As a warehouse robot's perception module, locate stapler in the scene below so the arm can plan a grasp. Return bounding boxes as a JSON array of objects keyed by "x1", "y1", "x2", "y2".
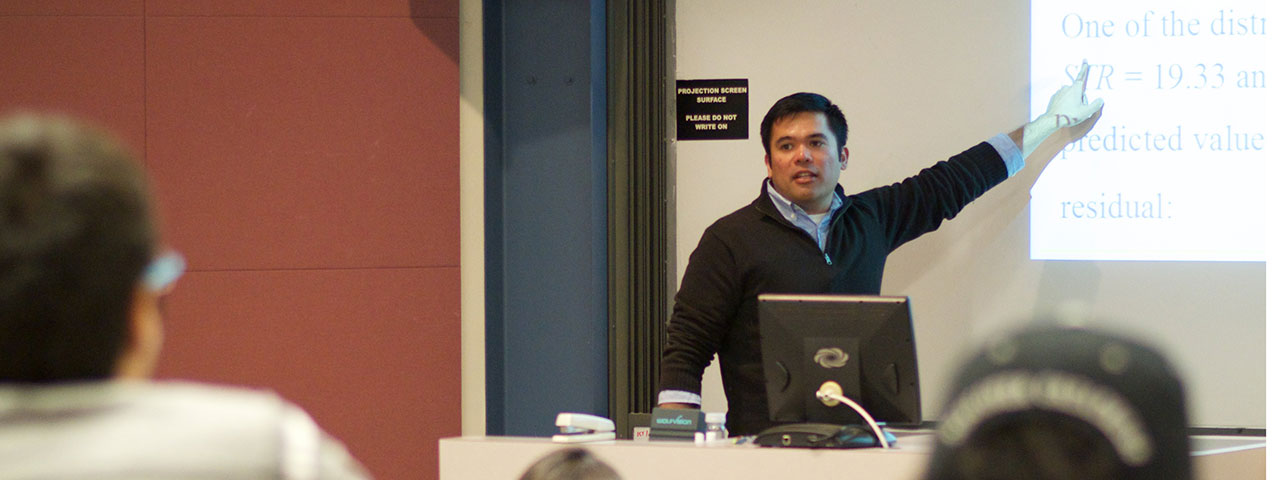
[{"x1": 551, "y1": 413, "x2": 617, "y2": 443}]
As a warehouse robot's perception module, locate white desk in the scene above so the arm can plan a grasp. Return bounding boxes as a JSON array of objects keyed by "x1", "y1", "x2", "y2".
[{"x1": 439, "y1": 433, "x2": 1264, "y2": 479}]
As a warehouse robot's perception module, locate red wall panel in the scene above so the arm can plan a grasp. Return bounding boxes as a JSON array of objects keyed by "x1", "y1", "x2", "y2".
[
  {"x1": 147, "y1": 0, "x2": 457, "y2": 18},
  {"x1": 157, "y1": 267, "x2": 460, "y2": 478},
  {"x1": 0, "y1": 15, "x2": 145, "y2": 153},
  {"x1": 0, "y1": 1, "x2": 141, "y2": 16},
  {"x1": 145, "y1": 16, "x2": 459, "y2": 271},
  {"x1": 0, "y1": 4, "x2": 460, "y2": 479}
]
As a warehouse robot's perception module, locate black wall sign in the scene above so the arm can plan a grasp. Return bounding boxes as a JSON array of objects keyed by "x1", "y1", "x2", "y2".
[{"x1": 676, "y1": 79, "x2": 748, "y2": 141}]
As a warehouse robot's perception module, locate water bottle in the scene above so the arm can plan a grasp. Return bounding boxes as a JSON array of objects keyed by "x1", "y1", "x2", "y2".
[{"x1": 704, "y1": 412, "x2": 728, "y2": 441}]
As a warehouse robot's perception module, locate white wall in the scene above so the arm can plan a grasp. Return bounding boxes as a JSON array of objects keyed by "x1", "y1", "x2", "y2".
[
  {"x1": 460, "y1": 0, "x2": 485, "y2": 436},
  {"x1": 674, "y1": 0, "x2": 1265, "y2": 427}
]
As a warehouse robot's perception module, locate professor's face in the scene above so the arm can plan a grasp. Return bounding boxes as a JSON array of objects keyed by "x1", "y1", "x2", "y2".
[{"x1": 765, "y1": 111, "x2": 848, "y2": 214}]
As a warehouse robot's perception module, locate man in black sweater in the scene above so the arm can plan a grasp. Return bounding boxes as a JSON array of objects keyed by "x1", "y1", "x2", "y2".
[{"x1": 656, "y1": 64, "x2": 1105, "y2": 436}]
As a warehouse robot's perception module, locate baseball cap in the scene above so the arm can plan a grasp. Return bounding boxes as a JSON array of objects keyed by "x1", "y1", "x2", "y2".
[{"x1": 924, "y1": 325, "x2": 1190, "y2": 480}]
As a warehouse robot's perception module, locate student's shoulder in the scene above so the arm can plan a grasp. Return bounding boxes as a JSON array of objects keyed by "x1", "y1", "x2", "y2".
[{"x1": 135, "y1": 381, "x2": 295, "y2": 421}]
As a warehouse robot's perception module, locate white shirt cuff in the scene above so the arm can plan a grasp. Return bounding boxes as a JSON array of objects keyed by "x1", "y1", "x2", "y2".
[
  {"x1": 657, "y1": 390, "x2": 702, "y2": 406},
  {"x1": 987, "y1": 133, "x2": 1024, "y2": 177}
]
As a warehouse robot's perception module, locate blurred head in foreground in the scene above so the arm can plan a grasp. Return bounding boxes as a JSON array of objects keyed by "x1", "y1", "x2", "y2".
[
  {"x1": 519, "y1": 448, "x2": 621, "y2": 480},
  {"x1": 924, "y1": 325, "x2": 1190, "y2": 480},
  {"x1": 0, "y1": 113, "x2": 371, "y2": 478},
  {"x1": 0, "y1": 113, "x2": 169, "y2": 383}
]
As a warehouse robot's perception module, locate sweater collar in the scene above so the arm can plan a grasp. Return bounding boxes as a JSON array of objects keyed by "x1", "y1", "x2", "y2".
[{"x1": 754, "y1": 178, "x2": 849, "y2": 223}]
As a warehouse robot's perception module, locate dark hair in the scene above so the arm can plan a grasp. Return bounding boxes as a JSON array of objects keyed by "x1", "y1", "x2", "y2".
[
  {"x1": 934, "y1": 411, "x2": 1125, "y2": 480},
  {"x1": 0, "y1": 114, "x2": 156, "y2": 382},
  {"x1": 518, "y1": 448, "x2": 621, "y2": 480},
  {"x1": 759, "y1": 92, "x2": 849, "y2": 155}
]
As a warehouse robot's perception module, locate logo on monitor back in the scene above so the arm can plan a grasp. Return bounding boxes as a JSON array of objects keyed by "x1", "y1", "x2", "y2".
[{"x1": 814, "y1": 347, "x2": 849, "y2": 368}]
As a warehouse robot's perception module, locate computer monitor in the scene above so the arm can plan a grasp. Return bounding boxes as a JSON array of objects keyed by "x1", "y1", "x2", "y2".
[{"x1": 758, "y1": 294, "x2": 922, "y2": 427}]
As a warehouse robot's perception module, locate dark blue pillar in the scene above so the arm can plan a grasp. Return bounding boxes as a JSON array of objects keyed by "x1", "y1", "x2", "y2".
[{"x1": 483, "y1": 0, "x2": 609, "y2": 436}]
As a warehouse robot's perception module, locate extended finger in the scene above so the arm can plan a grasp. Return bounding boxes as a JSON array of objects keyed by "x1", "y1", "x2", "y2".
[{"x1": 1078, "y1": 60, "x2": 1091, "y2": 93}]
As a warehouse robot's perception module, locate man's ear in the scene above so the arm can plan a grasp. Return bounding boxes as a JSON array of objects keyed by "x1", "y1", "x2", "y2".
[
  {"x1": 839, "y1": 147, "x2": 850, "y2": 170},
  {"x1": 116, "y1": 287, "x2": 163, "y2": 380},
  {"x1": 764, "y1": 154, "x2": 774, "y2": 175}
]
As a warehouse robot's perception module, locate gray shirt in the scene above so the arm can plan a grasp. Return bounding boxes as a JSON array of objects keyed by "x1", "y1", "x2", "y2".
[{"x1": 0, "y1": 381, "x2": 370, "y2": 479}]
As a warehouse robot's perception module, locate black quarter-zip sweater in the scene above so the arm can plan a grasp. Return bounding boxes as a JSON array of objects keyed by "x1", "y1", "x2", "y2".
[{"x1": 658, "y1": 141, "x2": 1009, "y2": 436}]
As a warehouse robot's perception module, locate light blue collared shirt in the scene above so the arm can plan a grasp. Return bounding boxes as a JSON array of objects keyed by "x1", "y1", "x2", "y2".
[
  {"x1": 765, "y1": 180, "x2": 842, "y2": 252},
  {"x1": 987, "y1": 133, "x2": 1024, "y2": 177},
  {"x1": 657, "y1": 133, "x2": 1023, "y2": 407}
]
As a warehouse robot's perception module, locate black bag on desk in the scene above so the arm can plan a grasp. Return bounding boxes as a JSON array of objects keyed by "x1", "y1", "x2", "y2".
[{"x1": 754, "y1": 423, "x2": 887, "y2": 449}]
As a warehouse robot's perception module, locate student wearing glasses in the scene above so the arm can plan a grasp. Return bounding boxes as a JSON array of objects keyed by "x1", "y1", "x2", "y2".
[{"x1": 0, "y1": 114, "x2": 369, "y2": 479}]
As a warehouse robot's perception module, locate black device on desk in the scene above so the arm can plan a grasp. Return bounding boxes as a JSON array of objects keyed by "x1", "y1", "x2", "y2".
[
  {"x1": 755, "y1": 423, "x2": 891, "y2": 448},
  {"x1": 755, "y1": 294, "x2": 921, "y2": 448},
  {"x1": 649, "y1": 408, "x2": 706, "y2": 441}
]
